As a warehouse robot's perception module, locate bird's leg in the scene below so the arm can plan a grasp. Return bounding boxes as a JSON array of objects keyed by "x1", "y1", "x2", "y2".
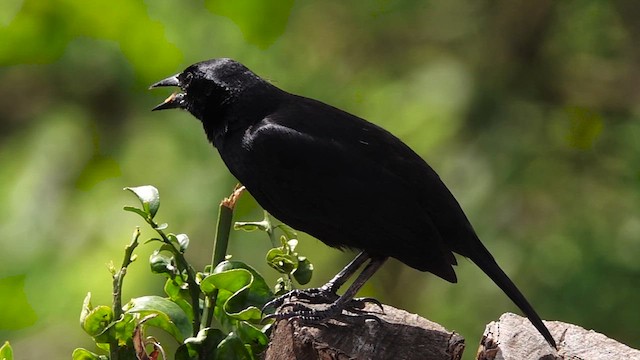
[
  {"x1": 320, "y1": 251, "x2": 371, "y2": 293},
  {"x1": 263, "y1": 252, "x2": 370, "y2": 313},
  {"x1": 264, "y1": 255, "x2": 387, "y2": 321}
]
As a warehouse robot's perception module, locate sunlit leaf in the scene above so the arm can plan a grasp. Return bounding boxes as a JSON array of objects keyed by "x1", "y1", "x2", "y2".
[
  {"x1": 164, "y1": 279, "x2": 194, "y2": 322},
  {"x1": 113, "y1": 313, "x2": 136, "y2": 347},
  {"x1": 155, "y1": 223, "x2": 169, "y2": 230},
  {"x1": 0, "y1": 341, "x2": 14, "y2": 360},
  {"x1": 71, "y1": 348, "x2": 105, "y2": 360},
  {"x1": 176, "y1": 233, "x2": 190, "y2": 252},
  {"x1": 164, "y1": 279, "x2": 181, "y2": 299},
  {"x1": 123, "y1": 206, "x2": 148, "y2": 219},
  {"x1": 202, "y1": 269, "x2": 263, "y2": 321},
  {"x1": 124, "y1": 186, "x2": 160, "y2": 219},
  {"x1": 80, "y1": 292, "x2": 93, "y2": 327},
  {"x1": 124, "y1": 296, "x2": 191, "y2": 342},
  {"x1": 81, "y1": 305, "x2": 113, "y2": 337},
  {"x1": 265, "y1": 248, "x2": 297, "y2": 274},
  {"x1": 201, "y1": 261, "x2": 273, "y2": 321}
]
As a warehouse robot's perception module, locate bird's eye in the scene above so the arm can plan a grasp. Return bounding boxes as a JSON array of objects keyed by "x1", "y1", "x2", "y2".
[{"x1": 182, "y1": 72, "x2": 194, "y2": 89}]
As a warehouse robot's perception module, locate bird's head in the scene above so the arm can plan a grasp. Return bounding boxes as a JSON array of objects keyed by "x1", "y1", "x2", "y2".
[{"x1": 150, "y1": 58, "x2": 263, "y2": 122}]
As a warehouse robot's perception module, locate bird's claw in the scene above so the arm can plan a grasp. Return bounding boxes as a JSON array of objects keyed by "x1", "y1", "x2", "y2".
[
  {"x1": 262, "y1": 289, "x2": 384, "y2": 323},
  {"x1": 263, "y1": 300, "x2": 383, "y2": 323},
  {"x1": 261, "y1": 287, "x2": 338, "y2": 314}
]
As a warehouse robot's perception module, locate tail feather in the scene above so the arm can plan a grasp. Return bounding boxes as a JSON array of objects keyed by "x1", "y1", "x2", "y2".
[{"x1": 470, "y1": 246, "x2": 557, "y2": 349}]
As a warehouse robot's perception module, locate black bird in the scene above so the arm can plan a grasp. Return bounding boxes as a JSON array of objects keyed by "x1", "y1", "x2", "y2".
[{"x1": 150, "y1": 58, "x2": 557, "y2": 349}]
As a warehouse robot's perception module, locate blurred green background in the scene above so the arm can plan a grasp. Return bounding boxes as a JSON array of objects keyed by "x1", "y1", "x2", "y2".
[{"x1": 1, "y1": 0, "x2": 639, "y2": 358}]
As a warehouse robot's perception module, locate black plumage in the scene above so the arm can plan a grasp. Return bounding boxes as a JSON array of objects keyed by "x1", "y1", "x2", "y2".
[{"x1": 151, "y1": 58, "x2": 556, "y2": 349}]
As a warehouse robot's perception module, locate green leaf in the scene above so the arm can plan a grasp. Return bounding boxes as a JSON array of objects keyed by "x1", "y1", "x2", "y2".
[
  {"x1": 167, "y1": 233, "x2": 181, "y2": 248},
  {"x1": 215, "y1": 332, "x2": 252, "y2": 360},
  {"x1": 159, "y1": 243, "x2": 177, "y2": 253},
  {"x1": 292, "y1": 257, "x2": 313, "y2": 285},
  {"x1": 235, "y1": 321, "x2": 269, "y2": 355},
  {"x1": 81, "y1": 305, "x2": 113, "y2": 337},
  {"x1": 0, "y1": 341, "x2": 14, "y2": 360},
  {"x1": 123, "y1": 206, "x2": 148, "y2": 220},
  {"x1": 155, "y1": 223, "x2": 169, "y2": 230},
  {"x1": 201, "y1": 261, "x2": 273, "y2": 321},
  {"x1": 71, "y1": 348, "x2": 105, "y2": 360},
  {"x1": 164, "y1": 279, "x2": 194, "y2": 321},
  {"x1": 178, "y1": 327, "x2": 226, "y2": 360},
  {"x1": 124, "y1": 185, "x2": 160, "y2": 219},
  {"x1": 265, "y1": 248, "x2": 297, "y2": 274},
  {"x1": 203, "y1": 269, "x2": 264, "y2": 321},
  {"x1": 124, "y1": 296, "x2": 191, "y2": 342},
  {"x1": 144, "y1": 237, "x2": 163, "y2": 244},
  {"x1": 112, "y1": 313, "x2": 137, "y2": 347},
  {"x1": 79, "y1": 292, "x2": 92, "y2": 327},
  {"x1": 164, "y1": 278, "x2": 181, "y2": 298},
  {"x1": 176, "y1": 233, "x2": 190, "y2": 252},
  {"x1": 149, "y1": 251, "x2": 176, "y2": 275}
]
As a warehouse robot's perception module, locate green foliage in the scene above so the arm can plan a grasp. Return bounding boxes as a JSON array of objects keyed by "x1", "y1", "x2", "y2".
[
  {"x1": 0, "y1": 341, "x2": 13, "y2": 360},
  {"x1": 564, "y1": 107, "x2": 603, "y2": 150},
  {"x1": 204, "y1": 0, "x2": 294, "y2": 49},
  {"x1": 74, "y1": 185, "x2": 312, "y2": 359},
  {"x1": 79, "y1": 294, "x2": 113, "y2": 337},
  {"x1": 72, "y1": 347, "x2": 107, "y2": 360},
  {"x1": 124, "y1": 296, "x2": 192, "y2": 342},
  {"x1": 236, "y1": 214, "x2": 314, "y2": 295},
  {"x1": 124, "y1": 186, "x2": 161, "y2": 220},
  {"x1": 0, "y1": 276, "x2": 37, "y2": 330}
]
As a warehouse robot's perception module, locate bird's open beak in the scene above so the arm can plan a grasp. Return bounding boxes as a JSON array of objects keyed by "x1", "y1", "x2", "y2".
[
  {"x1": 150, "y1": 74, "x2": 180, "y2": 89},
  {"x1": 149, "y1": 74, "x2": 185, "y2": 111}
]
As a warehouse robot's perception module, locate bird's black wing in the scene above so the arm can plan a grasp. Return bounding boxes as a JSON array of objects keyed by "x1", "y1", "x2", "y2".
[{"x1": 222, "y1": 95, "x2": 465, "y2": 281}]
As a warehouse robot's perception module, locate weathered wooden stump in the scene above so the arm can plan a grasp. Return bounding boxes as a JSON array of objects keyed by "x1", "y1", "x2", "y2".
[
  {"x1": 264, "y1": 303, "x2": 465, "y2": 360},
  {"x1": 478, "y1": 312, "x2": 640, "y2": 360},
  {"x1": 265, "y1": 306, "x2": 640, "y2": 360}
]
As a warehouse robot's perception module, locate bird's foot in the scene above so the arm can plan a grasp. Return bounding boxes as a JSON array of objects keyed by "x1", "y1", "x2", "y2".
[
  {"x1": 262, "y1": 287, "x2": 384, "y2": 322},
  {"x1": 263, "y1": 298, "x2": 383, "y2": 322},
  {"x1": 262, "y1": 287, "x2": 337, "y2": 313}
]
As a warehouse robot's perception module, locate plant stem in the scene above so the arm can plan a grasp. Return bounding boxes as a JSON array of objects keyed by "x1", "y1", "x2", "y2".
[
  {"x1": 202, "y1": 187, "x2": 242, "y2": 329},
  {"x1": 110, "y1": 228, "x2": 140, "y2": 360},
  {"x1": 263, "y1": 211, "x2": 279, "y2": 248},
  {"x1": 211, "y1": 203, "x2": 233, "y2": 268},
  {"x1": 150, "y1": 220, "x2": 202, "y2": 334}
]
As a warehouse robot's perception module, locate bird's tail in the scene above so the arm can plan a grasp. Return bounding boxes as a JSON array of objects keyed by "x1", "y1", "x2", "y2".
[{"x1": 470, "y1": 244, "x2": 557, "y2": 349}]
